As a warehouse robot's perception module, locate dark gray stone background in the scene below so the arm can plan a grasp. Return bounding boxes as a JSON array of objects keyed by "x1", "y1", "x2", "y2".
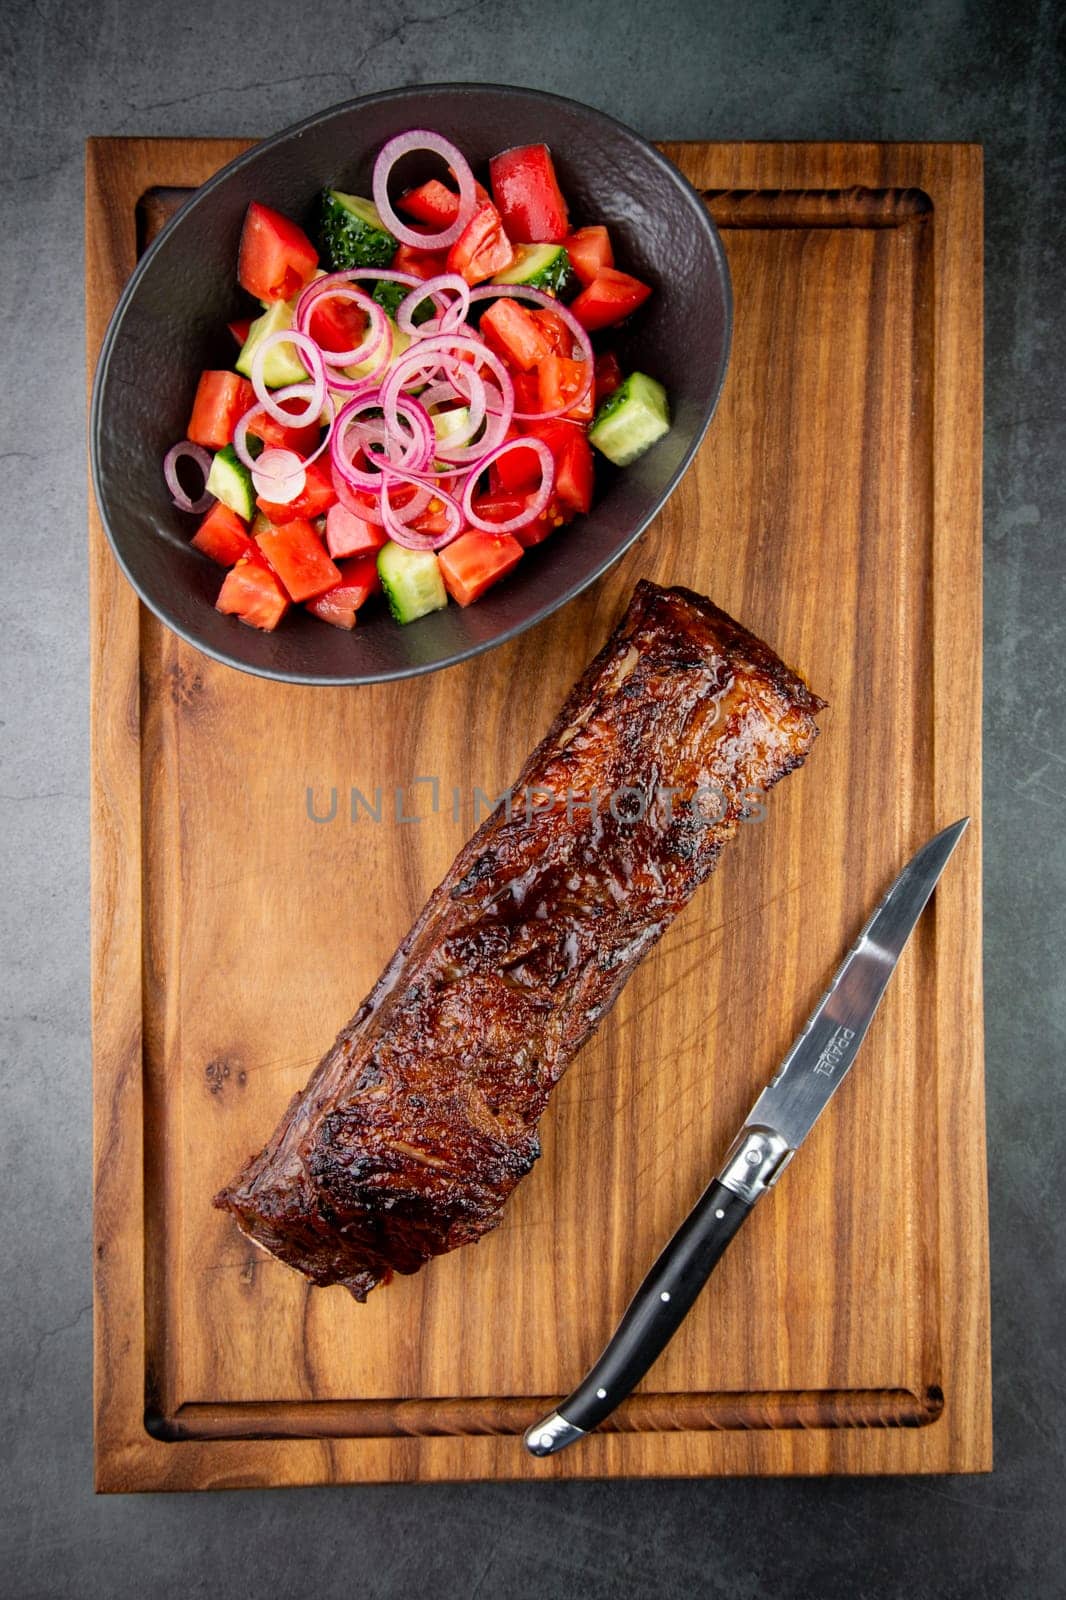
[{"x1": 2, "y1": 0, "x2": 1062, "y2": 1595}]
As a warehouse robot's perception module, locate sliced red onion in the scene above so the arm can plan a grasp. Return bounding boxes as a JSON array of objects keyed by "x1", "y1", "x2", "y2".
[
  {"x1": 163, "y1": 441, "x2": 214, "y2": 514},
  {"x1": 321, "y1": 319, "x2": 395, "y2": 393},
  {"x1": 293, "y1": 280, "x2": 388, "y2": 368},
  {"x1": 468, "y1": 284, "x2": 594, "y2": 419},
  {"x1": 249, "y1": 331, "x2": 326, "y2": 425},
  {"x1": 331, "y1": 392, "x2": 434, "y2": 492},
  {"x1": 396, "y1": 272, "x2": 470, "y2": 336},
  {"x1": 461, "y1": 436, "x2": 555, "y2": 534},
  {"x1": 381, "y1": 468, "x2": 465, "y2": 551},
  {"x1": 233, "y1": 389, "x2": 335, "y2": 475},
  {"x1": 251, "y1": 448, "x2": 306, "y2": 505},
  {"x1": 372, "y1": 129, "x2": 477, "y2": 252},
  {"x1": 331, "y1": 463, "x2": 386, "y2": 525}
]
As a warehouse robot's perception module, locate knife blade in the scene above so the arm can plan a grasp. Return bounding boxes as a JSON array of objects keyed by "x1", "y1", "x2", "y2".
[{"x1": 525, "y1": 818, "x2": 969, "y2": 1457}]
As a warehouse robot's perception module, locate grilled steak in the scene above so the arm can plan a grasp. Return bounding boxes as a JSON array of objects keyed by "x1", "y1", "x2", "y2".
[{"x1": 215, "y1": 581, "x2": 825, "y2": 1298}]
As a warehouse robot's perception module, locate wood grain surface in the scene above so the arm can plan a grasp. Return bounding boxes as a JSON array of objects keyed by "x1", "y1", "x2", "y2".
[{"x1": 87, "y1": 137, "x2": 988, "y2": 1489}]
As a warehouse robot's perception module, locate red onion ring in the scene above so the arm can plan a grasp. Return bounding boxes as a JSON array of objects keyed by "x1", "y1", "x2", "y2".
[
  {"x1": 163, "y1": 441, "x2": 214, "y2": 514},
  {"x1": 396, "y1": 272, "x2": 471, "y2": 336},
  {"x1": 372, "y1": 129, "x2": 477, "y2": 252},
  {"x1": 331, "y1": 463, "x2": 386, "y2": 525},
  {"x1": 233, "y1": 388, "x2": 335, "y2": 475},
  {"x1": 251, "y1": 448, "x2": 306, "y2": 505},
  {"x1": 380, "y1": 468, "x2": 465, "y2": 551},
  {"x1": 468, "y1": 284, "x2": 594, "y2": 420},
  {"x1": 249, "y1": 331, "x2": 326, "y2": 425},
  {"x1": 331, "y1": 392, "x2": 435, "y2": 492},
  {"x1": 293, "y1": 281, "x2": 388, "y2": 368},
  {"x1": 461, "y1": 436, "x2": 555, "y2": 534}
]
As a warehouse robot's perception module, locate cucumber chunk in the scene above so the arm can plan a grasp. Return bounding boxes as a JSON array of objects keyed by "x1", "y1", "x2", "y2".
[
  {"x1": 377, "y1": 542, "x2": 447, "y2": 625},
  {"x1": 236, "y1": 299, "x2": 307, "y2": 388},
  {"x1": 320, "y1": 191, "x2": 396, "y2": 270},
  {"x1": 372, "y1": 278, "x2": 435, "y2": 325},
  {"x1": 432, "y1": 406, "x2": 472, "y2": 448},
  {"x1": 345, "y1": 317, "x2": 411, "y2": 382},
  {"x1": 492, "y1": 243, "x2": 572, "y2": 295},
  {"x1": 206, "y1": 445, "x2": 255, "y2": 521},
  {"x1": 588, "y1": 372, "x2": 671, "y2": 466}
]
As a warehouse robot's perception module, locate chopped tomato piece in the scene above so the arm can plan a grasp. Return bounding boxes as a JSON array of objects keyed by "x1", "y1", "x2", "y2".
[
  {"x1": 513, "y1": 496, "x2": 571, "y2": 549},
  {"x1": 237, "y1": 202, "x2": 318, "y2": 304},
  {"x1": 470, "y1": 490, "x2": 569, "y2": 549},
  {"x1": 254, "y1": 517, "x2": 340, "y2": 602},
  {"x1": 594, "y1": 350, "x2": 624, "y2": 405},
  {"x1": 564, "y1": 225, "x2": 613, "y2": 287},
  {"x1": 227, "y1": 317, "x2": 253, "y2": 347},
  {"x1": 247, "y1": 396, "x2": 322, "y2": 457},
  {"x1": 392, "y1": 242, "x2": 450, "y2": 280},
  {"x1": 537, "y1": 354, "x2": 593, "y2": 420},
  {"x1": 407, "y1": 495, "x2": 456, "y2": 538},
  {"x1": 399, "y1": 178, "x2": 461, "y2": 227},
  {"x1": 308, "y1": 294, "x2": 368, "y2": 356},
  {"x1": 256, "y1": 455, "x2": 336, "y2": 522},
  {"x1": 216, "y1": 553, "x2": 290, "y2": 630},
  {"x1": 439, "y1": 531, "x2": 524, "y2": 606},
  {"x1": 325, "y1": 501, "x2": 387, "y2": 559},
  {"x1": 479, "y1": 298, "x2": 551, "y2": 371},
  {"x1": 446, "y1": 202, "x2": 514, "y2": 285},
  {"x1": 531, "y1": 306, "x2": 574, "y2": 355},
  {"x1": 306, "y1": 555, "x2": 381, "y2": 629},
  {"x1": 191, "y1": 503, "x2": 256, "y2": 567},
  {"x1": 523, "y1": 419, "x2": 594, "y2": 515},
  {"x1": 489, "y1": 144, "x2": 570, "y2": 244},
  {"x1": 510, "y1": 369, "x2": 543, "y2": 415},
  {"x1": 570, "y1": 267, "x2": 653, "y2": 332},
  {"x1": 490, "y1": 426, "x2": 542, "y2": 492},
  {"x1": 186, "y1": 371, "x2": 255, "y2": 450}
]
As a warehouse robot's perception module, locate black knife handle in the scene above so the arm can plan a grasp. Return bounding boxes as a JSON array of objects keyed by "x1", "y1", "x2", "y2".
[{"x1": 546, "y1": 1179, "x2": 752, "y2": 1437}]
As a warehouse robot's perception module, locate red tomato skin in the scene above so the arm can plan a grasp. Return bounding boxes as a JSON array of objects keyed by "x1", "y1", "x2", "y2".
[
  {"x1": 446, "y1": 202, "x2": 515, "y2": 285},
  {"x1": 191, "y1": 503, "x2": 255, "y2": 567},
  {"x1": 216, "y1": 554, "x2": 290, "y2": 630},
  {"x1": 510, "y1": 370, "x2": 542, "y2": 416},
  {"x1": 531, "y1": 306, "x2": 574, "y2": 355},
  {"x1": 325, "y1": 502, "x2": 388, "y2": 559},
  {"x1": 522, "y1": 419, "x2": 594, "y2": 515},
  {"x1": 308, "y1": 295, "x2": 368, "y2": 356},
  {"x1": 479, "y1": 298, "x2": 551, "y2": 371},
  {"x1": 228, "y1": 317, "x2": 253, "y2": 347},
  {"x1": 489, "y1": 145, "x2": 570, "y2": 244},
  {"x1": 391, "y1": 243, "x2": 450, "y2": 280},
  {"x1": 594, "y1": 350, "x2": 624, "y2": 405},
  {"x1": 564, "y1": 225, "x2": 614, "y2": 287},
  {"x1": 439, "y1": 531, "x2": 524, "y2": 606},
  {"x1": 513, "y1": 498, "x2": 571, "y2": 549},
  {"x1": 247, "y1": 399, "x2": 321, "y2": 457},
  {"x1": 469, "y1": 489, "x2": 570, "y2": 549},
  {"x1": 490, "y1": 427, "x2": 542, "y2": 492},
  {"x1": 254, "y1": 517, "x2": 340, "y2": 603},
  {"x1": 187, "y1": 372, "x2": 255, "y2": 450},
  {"x1": 306, "y1": 555, "x2": 381, "y2": 627},
  {"x1": 238, "y1": 203, "x2": 318, "y2": 303},
  {"x1": 537, "y1": 354, "x2": 592, "y2": 418},
  {"x1": 570, "y1": 268, "x2": 653, "y2": 332},
  {"x1": 399, "y1": 179, "x2": 461, "y2": 226}
]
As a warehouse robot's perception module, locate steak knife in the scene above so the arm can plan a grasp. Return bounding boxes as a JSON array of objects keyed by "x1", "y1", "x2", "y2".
[{"x1": 525, "y1": 818, "x2": 969, "y2": 1457}]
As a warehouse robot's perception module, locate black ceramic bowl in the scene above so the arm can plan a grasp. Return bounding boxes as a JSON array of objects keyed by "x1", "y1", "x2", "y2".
[{"x1": 91, "y1": 84, "x2": 731, "y2": 685}]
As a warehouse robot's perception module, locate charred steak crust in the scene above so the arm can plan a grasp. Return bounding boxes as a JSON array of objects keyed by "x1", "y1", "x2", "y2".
[{"x1": 215, "y1": 581, "x2": 826, "y2": 1298}]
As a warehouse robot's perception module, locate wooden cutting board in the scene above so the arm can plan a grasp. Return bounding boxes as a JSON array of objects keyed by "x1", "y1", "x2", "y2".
[{"x1": 87, "y1": 138, "x2": 989, "y2": 1490}]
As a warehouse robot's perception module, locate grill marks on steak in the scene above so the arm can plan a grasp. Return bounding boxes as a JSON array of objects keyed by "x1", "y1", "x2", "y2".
[{"x1": 215, "y1": 582, "x2": 825, "y2": 1298}]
